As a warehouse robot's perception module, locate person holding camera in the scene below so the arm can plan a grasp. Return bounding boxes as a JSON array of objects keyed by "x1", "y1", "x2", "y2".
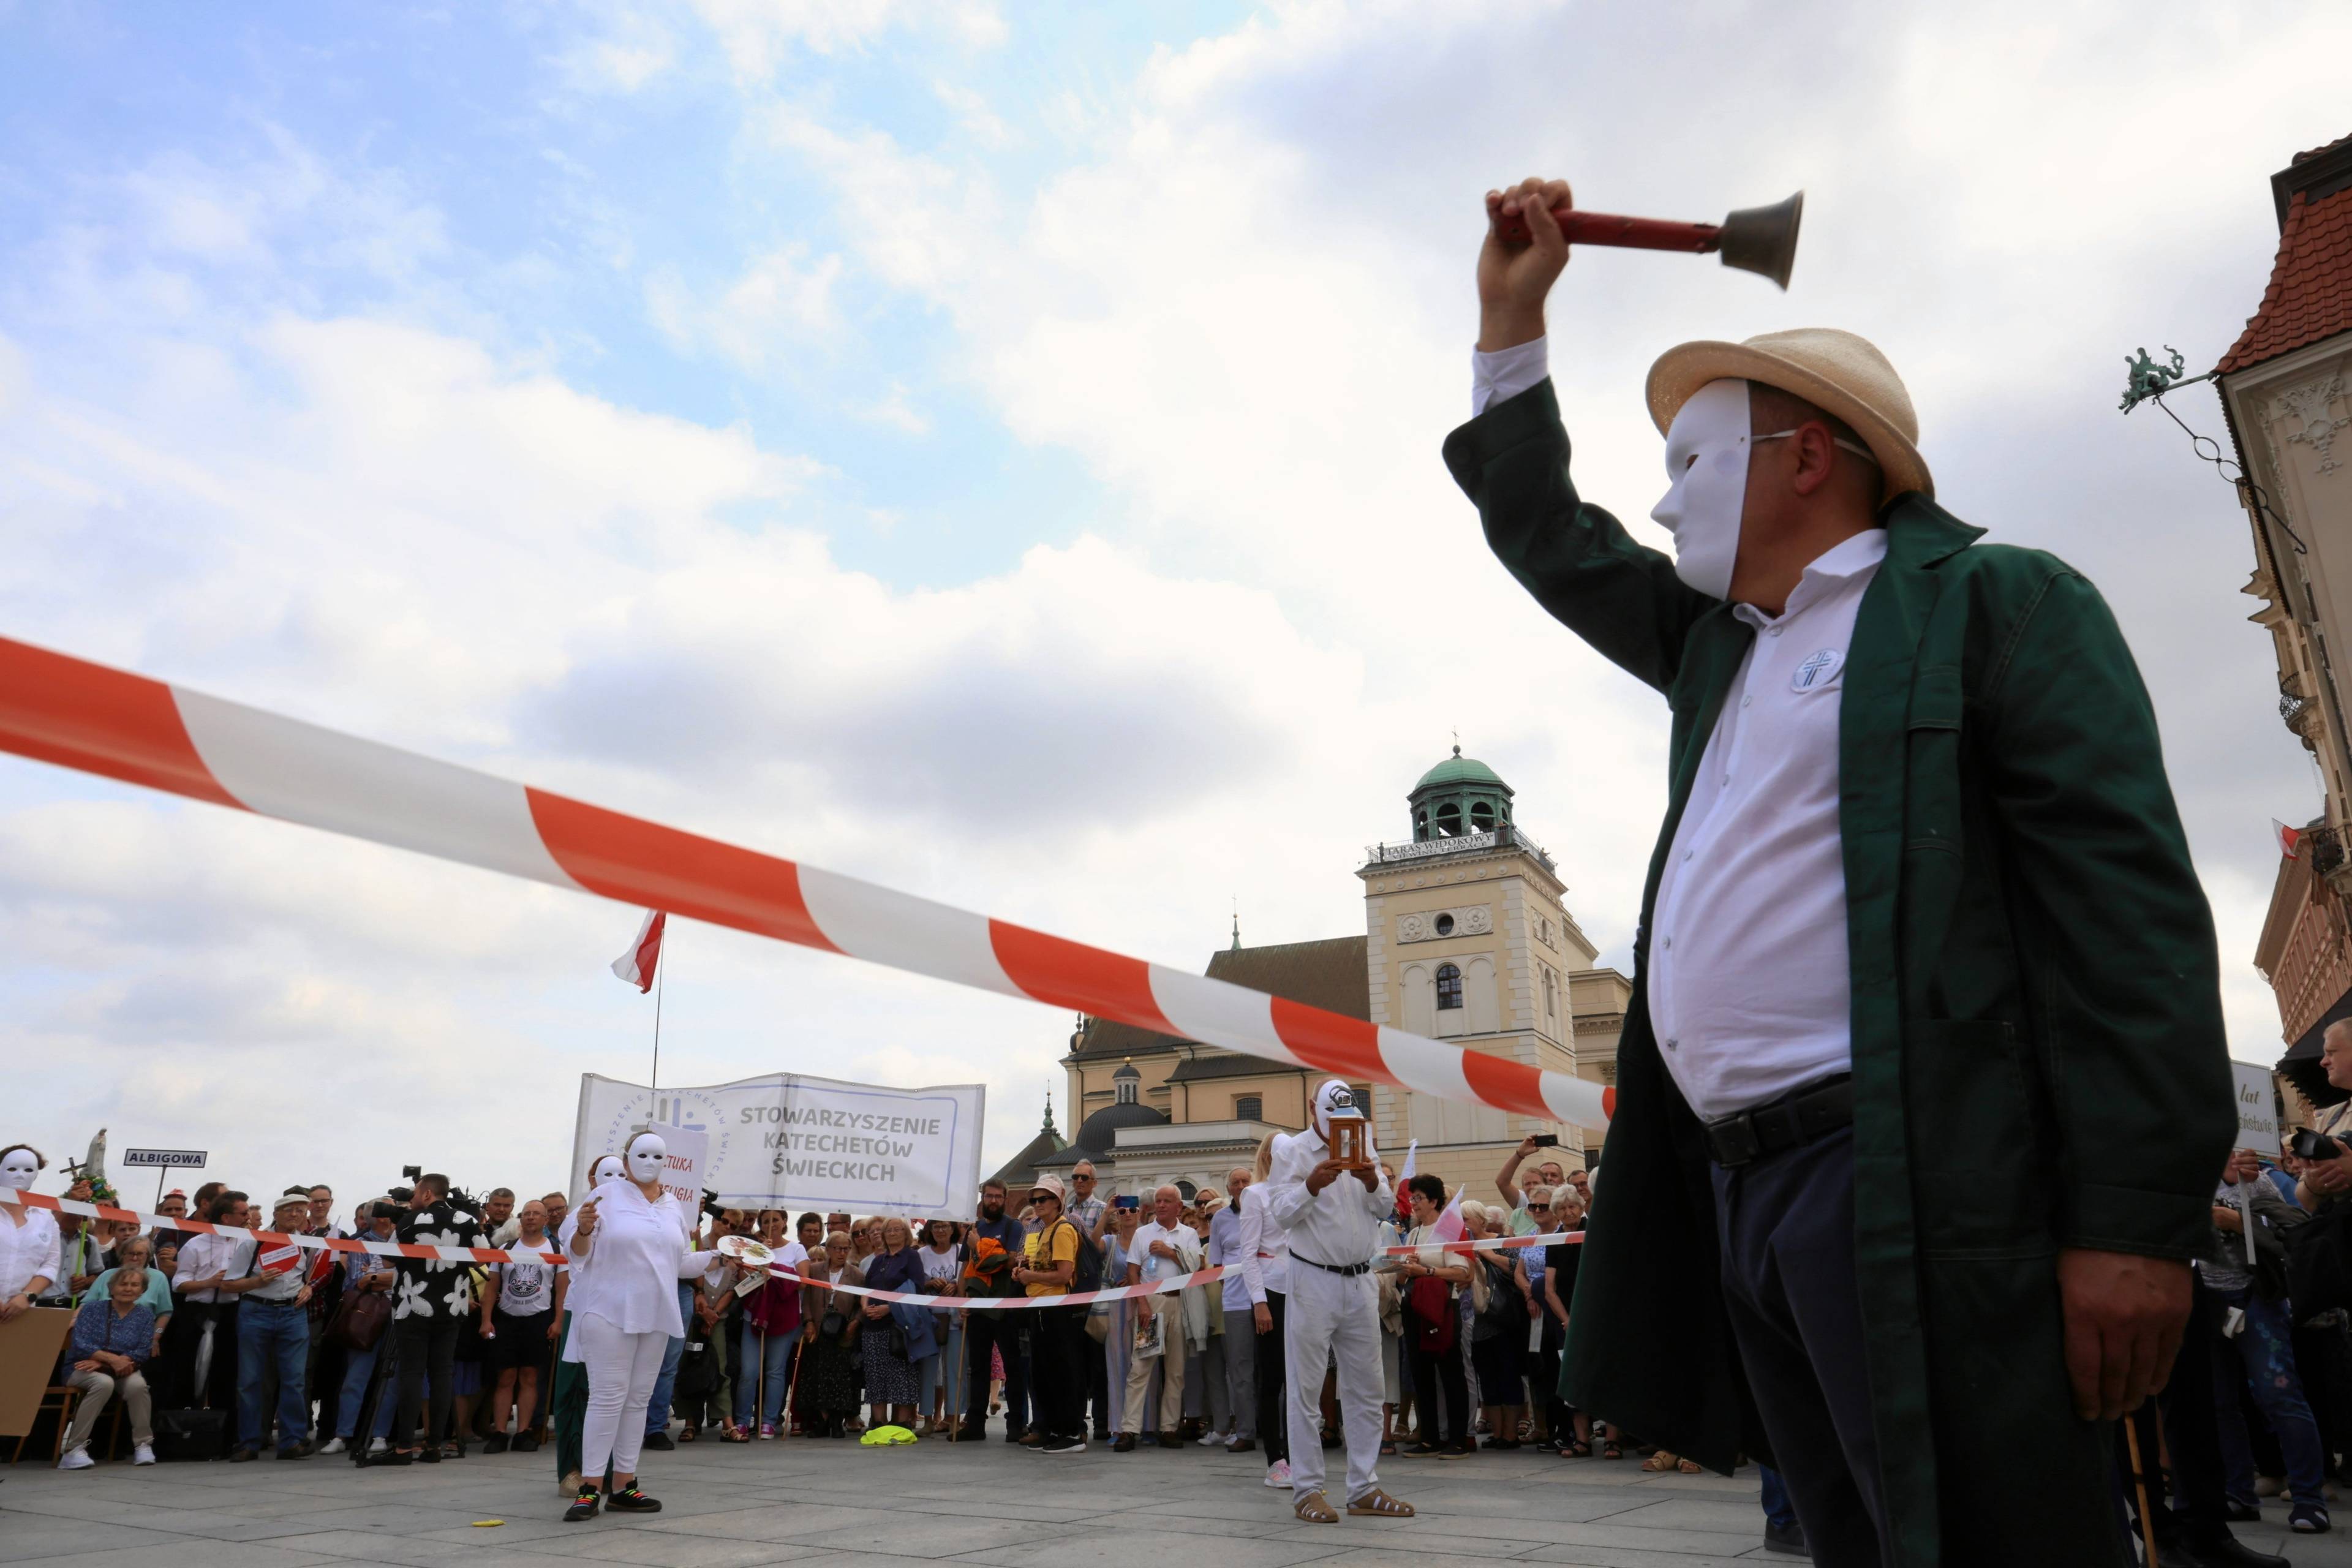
[
  {"x1": 387, "y1": 1174, "x2": 489, "y2": 1464},
  {"x1": 1450, "y1": 176, "x2": 2234, "y2": 1565},
  {"x1": 559, "y1": 1132, "x2": 715, "y2": 1522}
]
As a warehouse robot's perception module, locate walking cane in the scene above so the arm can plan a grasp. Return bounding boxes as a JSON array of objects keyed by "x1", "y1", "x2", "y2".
[{"x1": 2124, "y1": 1415, "x2": 2162, "y2": 1566}]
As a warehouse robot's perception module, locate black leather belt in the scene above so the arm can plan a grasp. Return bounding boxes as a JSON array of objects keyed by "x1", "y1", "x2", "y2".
[
  {"x1": 1291, "y1": 1251, "x2": 1371, "y2": 1277},
  {"x1": 1703, "y1": 1075, "x2": 1853, "y2": 1169}
]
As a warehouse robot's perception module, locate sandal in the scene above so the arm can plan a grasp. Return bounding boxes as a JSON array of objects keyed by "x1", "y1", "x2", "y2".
[
  {"x1": 1566, "y1": 1439, "x2": 1593, "y2": 1458},
  {"x1": 1640, "y1": 1450, "x2": 1683, "y2": 1472},
  {"x1": 720, "y1": 1427, "x2": 752, "y2": 1444},
  {"x1": 1601, "y1": 1441, "x2": 1624, "y2": 1460},
  {"x1": 1678, "y1": 1458, "x2": 1703, "y2": 1474},
  {"x1": 1294, "y1": 1491, "x2": 1340, "y2": 1525},
  {"x1": 1380, "y1": 1439, "x2": 1398, "y2": 1457},
  {"x1": 1348, "y1": 1488, "x2": 1416, "y2": 1518},
  {"x1": 679, "y1": 1424, "x2": 698, "y2": 1444}
]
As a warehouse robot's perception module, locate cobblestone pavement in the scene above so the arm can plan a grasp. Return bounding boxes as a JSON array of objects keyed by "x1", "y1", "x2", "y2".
[{"x1": 2, "y1": 1433, "x2": 2347, "y2": 1566}]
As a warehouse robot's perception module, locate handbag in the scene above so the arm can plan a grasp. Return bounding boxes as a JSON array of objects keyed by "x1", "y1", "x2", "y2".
[
  {"x1": 326, "y1": 1286, "x2": 391, "y2": 1352},
  {"x1": 2286, "y1": 1204, "x2": 2352, "y2": 1316},
  {"x1": 151, "y1": 1407, "x2": 231, "y2": 1462},
  {"x1": 1407, "y1": 1275, "x2": 1457, "y2": 1355}
]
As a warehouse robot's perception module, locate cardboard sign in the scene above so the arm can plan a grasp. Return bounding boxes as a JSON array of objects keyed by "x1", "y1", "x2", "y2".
[
  {"x1": 2233, "y1": 1061, "x2": 2282, "y2": 1153},
  {"x1": 0, "y1": 1308, "x2": 74, "y2": 1436}
]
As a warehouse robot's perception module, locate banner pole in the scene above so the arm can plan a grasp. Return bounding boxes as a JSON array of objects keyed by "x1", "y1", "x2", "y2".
[{"x1": 650, "y1": 948, "x2": 665, "y2": 1095}]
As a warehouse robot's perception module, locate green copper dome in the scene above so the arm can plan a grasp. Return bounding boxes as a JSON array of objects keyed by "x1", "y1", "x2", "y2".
[
  {"x1": 1412, "y1": 748, "x2": 1509, "y2": 794},
  {"x1": 1407, "y1": 745, "x2": 1514, "y2": 842}
]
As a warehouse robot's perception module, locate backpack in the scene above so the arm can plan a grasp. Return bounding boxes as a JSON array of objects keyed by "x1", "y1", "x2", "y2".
[{"x1": 1068, "y1": 1220, "x2": 1104, "y2": 1293}]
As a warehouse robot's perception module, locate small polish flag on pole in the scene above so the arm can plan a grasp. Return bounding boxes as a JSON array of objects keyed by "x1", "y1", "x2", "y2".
[
  {"x1": 611, "y1": 909, "x2": 667, "y2": 992},
  {"x1": 2277, "y1": 820, "x2": 2304, "y2": 861}
]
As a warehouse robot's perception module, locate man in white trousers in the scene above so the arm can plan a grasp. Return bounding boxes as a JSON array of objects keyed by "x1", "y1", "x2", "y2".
[{"x1": 1263, "y1": 1080, "x2": 1415, "y2": 1525}]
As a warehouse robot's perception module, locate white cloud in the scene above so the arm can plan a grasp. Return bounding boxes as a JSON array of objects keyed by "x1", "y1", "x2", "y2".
[{"x1": 646, "y1": 243, "x2": 846, "y2": 369}]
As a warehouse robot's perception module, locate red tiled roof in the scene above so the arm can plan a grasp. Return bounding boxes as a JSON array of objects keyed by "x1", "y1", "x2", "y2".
[{"x1": 2218, "y1": 134, "x2": 2352, "y2": 374}]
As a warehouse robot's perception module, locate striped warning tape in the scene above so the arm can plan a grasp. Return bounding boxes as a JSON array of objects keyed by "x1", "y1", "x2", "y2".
[
  {"x1": 2, "y1": 1186, "x2": 1578, "y2": 1308},
  {"x1": 0, "y1": 636, "x2": 1615, "y2": 1129},
  {"x1": 2, "y1": 1188, "x2": 558, "y2": 1264}
]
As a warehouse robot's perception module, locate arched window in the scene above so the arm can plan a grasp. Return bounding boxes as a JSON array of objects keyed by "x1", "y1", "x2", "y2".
[
  {"x1": 1115, "y1": 1076, "x2": 1137, "y2": 1106},
  {"x1": 1414, "y1": 807, "x2": 1429, "y2": 839},
  {"x1": 1436, "y1": 802, "x2": 1462, "y2": 837},
  {"x1": 1436, "y1": 963, "x2": 1463, "y2": 1011},
  {"x1": 1471, "y1": 800, "x2": 1495, "y2": 832},
  {"x1": 1544, "y1": 968, "x2": 1558, "y2": 1019}
]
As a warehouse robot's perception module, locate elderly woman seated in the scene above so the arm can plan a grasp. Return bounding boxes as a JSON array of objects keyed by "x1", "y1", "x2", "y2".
[{"x1": 59, "y1": 1267, "x2": 160, "y2": 1469}]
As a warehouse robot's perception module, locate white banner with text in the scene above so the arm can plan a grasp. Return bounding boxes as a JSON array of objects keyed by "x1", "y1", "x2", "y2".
[{"x1": 570, "y1": 1071, "x2": 986, "y2": 1217}]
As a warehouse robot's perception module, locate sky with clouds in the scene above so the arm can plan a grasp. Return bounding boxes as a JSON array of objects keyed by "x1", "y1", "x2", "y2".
[{"x1": 2, "y1": 1, "x2": 2346, "y2": 1208}]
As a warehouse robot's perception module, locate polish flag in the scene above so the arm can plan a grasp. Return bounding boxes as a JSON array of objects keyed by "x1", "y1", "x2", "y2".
[
  {"x1": 1431, "y1": 1191, "x2": 1468, "y2": 1254},
  {"x1": 2277, "y1": 820, "x2": 2304, "y2": 861},
  {"x1": 611, "y1": 910, "x2": 666, "y2": 992}
]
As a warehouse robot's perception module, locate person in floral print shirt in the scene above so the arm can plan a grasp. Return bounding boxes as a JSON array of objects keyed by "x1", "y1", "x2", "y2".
[{"x1": 388, "y1": 1174, "x2": 489, "y2": 1461}]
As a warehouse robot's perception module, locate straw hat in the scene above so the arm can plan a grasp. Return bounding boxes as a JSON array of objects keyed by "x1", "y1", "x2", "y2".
[{"x1": 1646, "y1": 328, "x2": 1932, "y2": 502}]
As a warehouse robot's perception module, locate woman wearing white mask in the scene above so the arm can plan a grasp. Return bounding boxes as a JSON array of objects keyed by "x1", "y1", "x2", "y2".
[
  {"x1": 0, "y1": 1144, "x2": 61, "y2": 1322},
  {"x1": 559, "y1": 1136, "x2": 713, "y2": 1523},
  {"x1": 551, "y1": 1155, "x2": 624, "y2": 1499}
]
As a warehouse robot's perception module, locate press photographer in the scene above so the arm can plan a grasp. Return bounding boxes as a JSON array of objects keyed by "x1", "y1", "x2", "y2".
[{"x1": 387, "y1": 1171, "x2": 489, "y2": 1463}]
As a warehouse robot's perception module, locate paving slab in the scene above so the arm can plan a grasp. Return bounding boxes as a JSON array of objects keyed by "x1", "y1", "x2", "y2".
[{"x1": 7, "y1": 1434, "x2": 2352, "y2": 1568}]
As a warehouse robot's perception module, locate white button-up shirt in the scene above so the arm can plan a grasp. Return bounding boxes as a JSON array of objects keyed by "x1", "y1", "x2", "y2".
[
  {"x1": 1264, "y1": 1130, "x2": 1393, "y2": 1270},
  {"x1": 1647, "y1": 530, "x2": 1885, "y2": 1119},
  {"x1": 0, "y1": 1207, "x2": 61, "y2": 1301},
  {"x1": 1236, "y1": 1183, "x2": 1289, "y2": 1302},
  {"x1": 560, "y1": 1180, "x2": 715, "y2": 1345},
  {"x1": 173, "y1": 1232, "x2": 256, "y2": 1304},
  {"x1": 1471, "y1": 339, "x2": 1879, "y2": 1120}
]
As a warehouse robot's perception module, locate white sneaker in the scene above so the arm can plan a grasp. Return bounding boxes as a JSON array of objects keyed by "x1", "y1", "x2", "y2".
[
  {"x1": 1197, "y1": 1429, "x2": 1226, "y2": 1447},
  {"x1": 58, "y1": 1447, "x2": 94, "y2": 1471},
  {"x1": 318, "y1": 1437, "x2": 347, "y2": 1455},
  {"x1": 133, "y1": 1442, "x2": 156, "y2": 1466},
  {"x1": 1264, "y1": 1459, "x2": 1291, "y2": 1488},
  {"x1": 367, "y1": 1437, "x2": 388, "y2": 1455}
]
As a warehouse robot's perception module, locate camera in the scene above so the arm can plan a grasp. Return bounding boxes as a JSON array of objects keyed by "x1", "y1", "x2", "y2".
[
  {"x1": 2293, "y1": 1129, "x2": 2346, "y2": 1163},
  {"x1": 367, "y1": 1200, "x2": 403, "y2": 1222},
  {"x1": 701, "y1": 1188, "x2": 725, "y2": 1220}
]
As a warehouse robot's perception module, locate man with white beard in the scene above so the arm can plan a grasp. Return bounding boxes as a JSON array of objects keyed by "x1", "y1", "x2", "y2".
[{"x1": 1262, "y1": 1081, "x2": 1414, "y2": 1526}]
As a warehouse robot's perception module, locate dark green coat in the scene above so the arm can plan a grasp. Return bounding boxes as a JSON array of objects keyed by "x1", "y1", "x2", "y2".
[{"x1": 1442, "y1": 380, "x2": 2234, "y2": 1567}]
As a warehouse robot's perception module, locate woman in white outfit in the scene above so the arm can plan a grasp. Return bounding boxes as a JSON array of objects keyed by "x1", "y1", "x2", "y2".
[
  {"x1": 0, "y1": 1144, "x2": 62, "y2": 1322},
  {"x1": 559, "y1": 1133, "x2": 714, "y2": 1523}
]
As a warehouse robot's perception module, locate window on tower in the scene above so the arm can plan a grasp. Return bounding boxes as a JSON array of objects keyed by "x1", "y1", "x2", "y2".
[
  {"x1": 1436, "y1": 963, "x2": 1463, "y2": 1010},
  {"x1": 1544, "y1": 968, "x2": 1558, "y2": 1019},
  {"x1": 1471, "y1": 800, "x2": 1495, "y2": 831},
  {"x1": 1436, "y1": 802, "x2": 1463, "y2": 836},
  {"x1": 1434, "y1": 913, "x2": 1455, "y2": 936}
]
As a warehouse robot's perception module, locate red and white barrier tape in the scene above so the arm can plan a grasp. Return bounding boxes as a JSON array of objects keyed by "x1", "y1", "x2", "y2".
[
  {"x1": 801, "y1": 1229, "x2": 1581, "y2": 1312},
  {"x1": 1, "y1": 1188, "x2": 560, "y2": 1265},
  {"x1": 0, "y1": 637, "x2": 1613, "y2": 1128},
  {"x1": 2, "y1": 1186, "x2": 1578, "y2": 1309}
]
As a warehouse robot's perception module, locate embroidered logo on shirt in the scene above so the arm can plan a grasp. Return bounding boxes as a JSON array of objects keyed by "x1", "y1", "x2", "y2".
[{"x1": 1792, "y1": 649, "x2": 1844, "y2": 692}]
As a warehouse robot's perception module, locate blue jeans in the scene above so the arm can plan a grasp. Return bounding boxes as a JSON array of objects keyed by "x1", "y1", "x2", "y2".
[
  {"x1": 644, "y1": 1282, "x2": 693, "y2": 1435},
  {"x1": 922, "y1": 1315, "x2": 961, "y2": 1413},
  {"x1": 1760, "y1": 1464, "x2": 1798, "y2": 1532},
  {"x1": 336, "y1": 1344, "x2": 395, "y2": 1440},
  {"x1": 734, "y1": 1319, "x2": 794, "y2": 1430},
  {"x1": 2211, "y1": 1285, "x2": 2328, "y2": 1509},
  {"x1": 237, "y1": 1300, "x2": 311, "y2": 1451}
]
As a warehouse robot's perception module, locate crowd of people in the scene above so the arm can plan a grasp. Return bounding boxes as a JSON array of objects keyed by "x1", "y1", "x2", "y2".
[{"x1": 12, "y1": 1068, "x2": 2352, "y2": 1563}]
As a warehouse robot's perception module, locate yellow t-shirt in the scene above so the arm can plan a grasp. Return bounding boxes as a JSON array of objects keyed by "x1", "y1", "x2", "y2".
[{"x1": 1023, "y1": 1220, "x2": 1080, "y2": 1297}]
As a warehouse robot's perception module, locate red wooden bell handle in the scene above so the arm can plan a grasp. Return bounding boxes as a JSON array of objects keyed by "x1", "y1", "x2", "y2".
[{"x1": 1492, "y1": 206, "x2": 1721, "y2": 254}]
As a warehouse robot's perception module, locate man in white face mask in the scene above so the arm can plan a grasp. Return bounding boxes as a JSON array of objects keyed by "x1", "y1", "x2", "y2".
[
  {"x1": 1443, "y1": 176, "x2": 2233, "y2": 1567},
  {"x1": 1261, "y1": 1082, "x2": 1413, "y2": 1526}
]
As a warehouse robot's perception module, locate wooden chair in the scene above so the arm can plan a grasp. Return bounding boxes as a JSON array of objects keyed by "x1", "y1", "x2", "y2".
[{"x1": 8, "y1": 1384, "x2": 80, "y2": 1464}]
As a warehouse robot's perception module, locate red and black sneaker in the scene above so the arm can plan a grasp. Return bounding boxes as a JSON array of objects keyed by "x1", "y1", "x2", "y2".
[
  {"x1": 606, "y1": 1485, "x2": 662, "y2": 1513},
  {"x1": 562, "y1": 1485, "x2": 601, "y2": 1523}
]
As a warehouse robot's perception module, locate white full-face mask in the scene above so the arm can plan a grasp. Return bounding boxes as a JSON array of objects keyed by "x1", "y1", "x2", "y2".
[
  {"x1": 0, "y1": 1147, "x2": 40, "y2": 1191},
  {"x1": 625, "y1": 1133, "x2": 668, "y2": 1186},
  {"x1": 589, "y1": 1156, "x2": 625, "y2": 1189},
  {"x1": 1651, "y1": 379, "x2": 1754, "y2": 601}
]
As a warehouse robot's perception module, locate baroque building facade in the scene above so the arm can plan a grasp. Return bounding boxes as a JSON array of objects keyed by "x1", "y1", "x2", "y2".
[
  {"x1": 2223, "y1": 132, "x2": 2352, "y2": 1115},
  {"x1": 1046, "y1": 748, "x2": 1631, "y2": 1203}
]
